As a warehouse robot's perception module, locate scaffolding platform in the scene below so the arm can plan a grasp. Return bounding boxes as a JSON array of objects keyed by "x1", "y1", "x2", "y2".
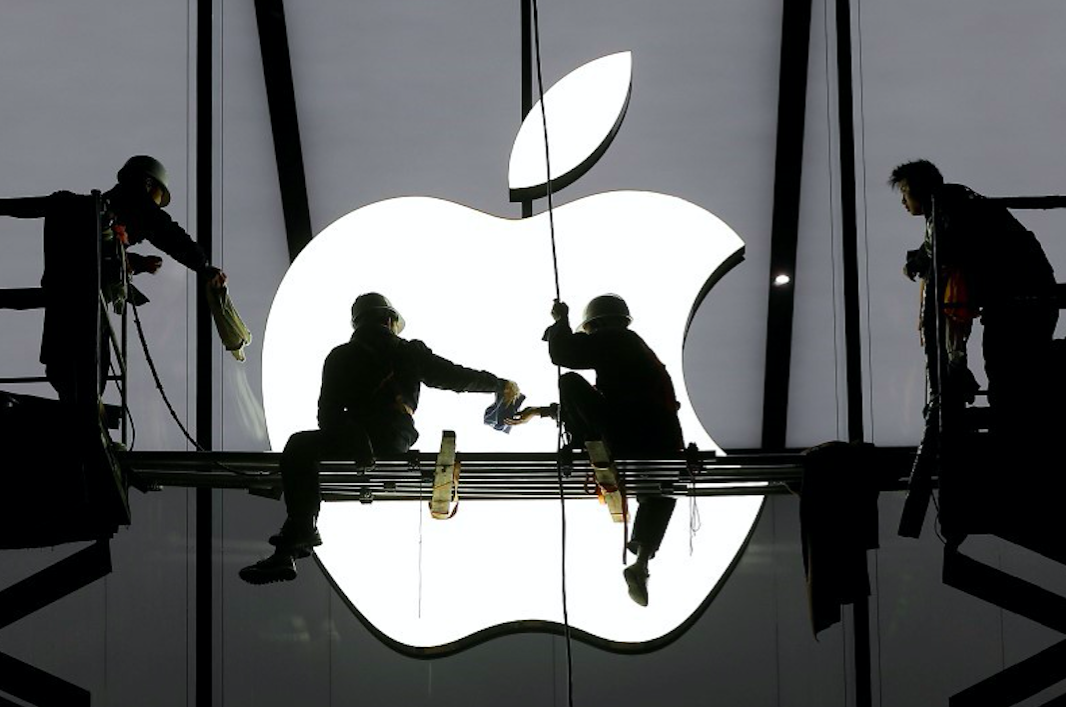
[
  {"x1": 120, "y1": 445, "x2": 917, "y2": 502},
  {"x1": 0, "y1": 391, "x2": 129, "y2": 550}
]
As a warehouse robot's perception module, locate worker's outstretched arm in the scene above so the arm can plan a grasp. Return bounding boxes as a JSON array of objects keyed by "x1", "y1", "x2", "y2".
[
  {"x1": 0, "y1": 195, "x2": 51, "y2": 219},
  {"x1": 411, "y1": 341, "x2": 517, "y2": 400}
]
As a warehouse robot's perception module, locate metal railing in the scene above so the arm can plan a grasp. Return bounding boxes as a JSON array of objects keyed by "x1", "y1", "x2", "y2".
[
  {"x1": 121, "y1": 447, "x2": 918, "y2": 500},
  {"x1": 0, "y1": 190, "x2": 129, "y2": 445}
]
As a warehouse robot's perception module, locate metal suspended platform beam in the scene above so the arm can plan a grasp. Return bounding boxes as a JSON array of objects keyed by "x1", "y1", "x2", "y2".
[{"x1": 121, "y1": 447, "x2": 916, "y2": 503}]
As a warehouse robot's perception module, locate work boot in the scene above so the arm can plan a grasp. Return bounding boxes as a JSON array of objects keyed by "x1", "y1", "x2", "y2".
[
  {"x1": 623, "y1": 563, "x2": 649, "y2": 607},
  {"x1": 268, "y1": 517, "x2": 322, "y2": 557},
  {"x1": 239, "y1": 552, "x2": 297, "y2": 585}
]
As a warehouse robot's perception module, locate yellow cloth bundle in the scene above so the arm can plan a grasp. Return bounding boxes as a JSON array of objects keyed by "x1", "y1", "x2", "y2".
[{"x1": 206, "y1": 282, "x2": 253, "y2": 361}]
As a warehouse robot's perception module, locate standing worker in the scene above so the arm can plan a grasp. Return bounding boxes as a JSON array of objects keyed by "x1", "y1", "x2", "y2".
[
  {"x1": 889, "y1": 159, "x2": 1058, "y2": 448},
  {"x1": 0, "y1": 155, "x2": 227, "y2": 404},
  {"x1": 509, "y1": 294, "x2": 684, "y2": 606},
  {"x1": 240, "y1": 293, "x2": 521, "y2": 585}
]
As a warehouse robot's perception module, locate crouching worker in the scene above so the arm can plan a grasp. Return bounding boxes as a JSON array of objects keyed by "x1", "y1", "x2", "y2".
[
  {"x1": 509, "y1": 294, "x2": 683, "y2": 606},
  {"x1": 240, "y1": 293, "x2": 521, "y2": 585}
]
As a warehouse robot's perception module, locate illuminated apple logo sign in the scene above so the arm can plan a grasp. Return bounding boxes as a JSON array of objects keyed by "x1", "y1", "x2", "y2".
[{"x1": 262, "y1": 52, "x2": 762, "y2": 654}]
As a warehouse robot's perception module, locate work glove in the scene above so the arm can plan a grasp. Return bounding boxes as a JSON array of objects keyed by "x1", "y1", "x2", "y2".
[
  {"x1": 127, "y1": 252, "x2": 163, "y2": 275},
  {"x1": 201, "y1": 266, "x2": 228, "y2": 290}
]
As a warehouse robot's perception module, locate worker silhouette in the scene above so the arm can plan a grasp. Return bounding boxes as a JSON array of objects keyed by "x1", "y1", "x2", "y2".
[
  {"x1": 0, "y1": 155, "x2": 227, "y2": 404},
  {"x1": 890, "y1": 159, "x2": 1058, "y2": 449},
  {"x1": 509, "y1": 294, "x2": 683, "y2": 606},
  {"x1": 240, "y1": 293, "x2": 521, "y2": 585}
]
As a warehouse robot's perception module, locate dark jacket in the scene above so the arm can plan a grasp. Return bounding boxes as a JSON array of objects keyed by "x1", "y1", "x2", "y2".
[
  {"x1": 915, "y1": 183, "x2": 1056, "y2": 312},
  {"x1": 545, "y1": 319, "x2": 683, "y2": 451},
  {"x1": 0, "y1": 185, "x2": 210, "y2": 365},
  {"x1": 317, "y1": 324, "x2": 504, "y2": 446}
]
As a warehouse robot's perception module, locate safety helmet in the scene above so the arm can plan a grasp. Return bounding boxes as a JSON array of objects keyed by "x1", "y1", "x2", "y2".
[
  {"x1": 117, "y1": 155, "x2": 171, "y2": 207},
  {"x1": 579, "y1": 293, "x2": 632, "y2": 332},
  {"x1": 351, "y1": 292, "x2": 405, "y2": 333}
]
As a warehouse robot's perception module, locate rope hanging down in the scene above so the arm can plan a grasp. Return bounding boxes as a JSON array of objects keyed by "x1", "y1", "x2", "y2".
[
  {"x1": 532, "y1": 0, "x2": 561, "y2": 302},
  {"x1": 529, "y1": 1, "x2": 575, "y2": 706},
  {"x1": 131, "y1": 299, "x2": 254, "y2": 477}
]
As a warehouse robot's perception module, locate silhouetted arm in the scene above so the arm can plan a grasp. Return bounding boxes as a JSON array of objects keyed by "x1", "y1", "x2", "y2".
[
  {"x1": 111, "y1": 186, "x2": 212, "y2": 274},
  {"x1": 410, "y1": 341, "x2": 504, "y2": 395},
  {"x1": 0, "y1": 195, "x2": 53, "y2": 219},
  {"x1": 545, "y1": 320, "x2": 598, "y2": 370},
  {"x1": 135, "y1": 209, "x2": 211, "y2": 273}
]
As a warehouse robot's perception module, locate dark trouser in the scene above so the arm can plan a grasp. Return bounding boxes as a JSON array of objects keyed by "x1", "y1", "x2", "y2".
[
  {"x1": 45, "y1": 357, "x2": 108, "y2": 407},
  {"x1": 982, "y1": 305, "x2": 1059, "y2": 447},
  {"x1": 281, "y1": 416, "x2": 416, "y2": 521},
  {"x1": 558, "y1": 372, "x2": 610, "y2": 448},
  {"x1": 628, "y1": 496, "x2": 676, "y2": 557},
  {"x1": 42, "y1": 293, "x2": 110, "y2": 408},
  {"x1": 558, "y1": 372, "x2": 678, "y2": 557}
]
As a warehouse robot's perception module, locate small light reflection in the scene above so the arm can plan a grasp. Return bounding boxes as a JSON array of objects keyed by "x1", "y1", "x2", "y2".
[{"x1": 773, "y1": 274, "x2": 791, "y2": 286}]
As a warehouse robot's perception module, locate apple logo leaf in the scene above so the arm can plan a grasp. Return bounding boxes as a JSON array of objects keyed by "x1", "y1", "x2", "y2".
[{"x1": 508, "y1": 51, "x2": 633, "y2": 202}]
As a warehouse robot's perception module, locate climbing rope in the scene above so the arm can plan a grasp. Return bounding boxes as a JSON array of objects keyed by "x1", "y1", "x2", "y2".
[
  {"x1": 130, "y1": 298, "x2": 254, "y2": 477},
  {"x1": 529, "y1": 1, "x2": 575, "y2": 705},
  {"x1": 531, "y1": 1, "x2": 561, "y2": 301}
]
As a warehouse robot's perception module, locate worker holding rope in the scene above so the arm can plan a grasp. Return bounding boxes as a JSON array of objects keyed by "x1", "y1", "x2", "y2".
[
  {"x1": 508, "y1": 294, "x2": 683, "y2": 606},
  {"x1": 241, "y1": 293, "x2": 521, "y2": 585},
  {"x1": 0, "y1": 155, "x2": 227, "y2": 404}
]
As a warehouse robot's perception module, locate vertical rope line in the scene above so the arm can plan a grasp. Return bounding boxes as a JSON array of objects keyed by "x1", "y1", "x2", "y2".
[
  {"x1": 872, "y1": 548, "x2": 883, "y2": 707},
  {"x1": 418, "y1": 472, "x2": 424, "y2": 618},
  {"x1": 824, "y1": 0, "x2": 843, "y2": 437},
  {"x1": 855, "y1": 0, "x2": 875, "y2": 445},
  {"x1": 186, "y1": 489, "x2": 192, "y2": 706},
  {"x1": 217, "y1": 3, "x2": 225, "y2": 700},
  {"x1": 530, "y1": 0, "x2": 561, "y2": 301},
  {"x1": 841, "y1": 583, "x2": 851, "y2": 705},
  {"x1": 186, "y1": 0, "x2": 194, "y2": 456},
  {"x1": 104, "y1": 555, "x2": 109, "y2": 703},
  {"x1": 997, "y1": 544, "x2": 1006, "y2": 672},
  {"x1": 185, "y1": 1, "x2": 193, "y2": 702},
  {"x1": 328, "y1": 589, "x2": 334, "y2": 707},
  {"x1": 529, "y1": 2, "x2": 572, "y2": 705},
  {"x1": 771, "y1": 498, "x2": 782, "y2": 706}
]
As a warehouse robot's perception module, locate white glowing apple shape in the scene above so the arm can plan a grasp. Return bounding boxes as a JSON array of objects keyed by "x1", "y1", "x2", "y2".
[{"x1": 261, "y1": 53, "x2": 762, "y2": 653}]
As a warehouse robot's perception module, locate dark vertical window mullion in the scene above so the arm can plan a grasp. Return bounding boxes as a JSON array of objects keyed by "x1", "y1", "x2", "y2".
[
  {"x1": 761, "y1": 0, "x2": 813, "y2": 450},
  {"x1": 195, "y1": 0, "x2": 213, "y2": 705},
  {"x1": 520, "y1": 0, "x2": 533, "y2": 219},
  {"x1": 254, "y1": 0, "x2": 314, "y2": 262},
  {"x1": 833, "y1": 1, "x2": 872, "y2": 706},
  {"x1": 835, "y1": 0, "x2": 864, "y2": 445}
]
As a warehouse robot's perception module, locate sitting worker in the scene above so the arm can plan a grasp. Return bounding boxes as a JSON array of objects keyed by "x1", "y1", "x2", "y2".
[
  {"x1": 509, "y1": 294, "x2": 684, "y2": 607},
  {"x1": 889, "y1": 159, "x2": 1058, "y2": 449},
  {"x1": 240, "y1": 292, "x2": 521, "y2": 585},
  {"x1": 0, "y1": 155, "x2": 227, "y2": 405}
]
